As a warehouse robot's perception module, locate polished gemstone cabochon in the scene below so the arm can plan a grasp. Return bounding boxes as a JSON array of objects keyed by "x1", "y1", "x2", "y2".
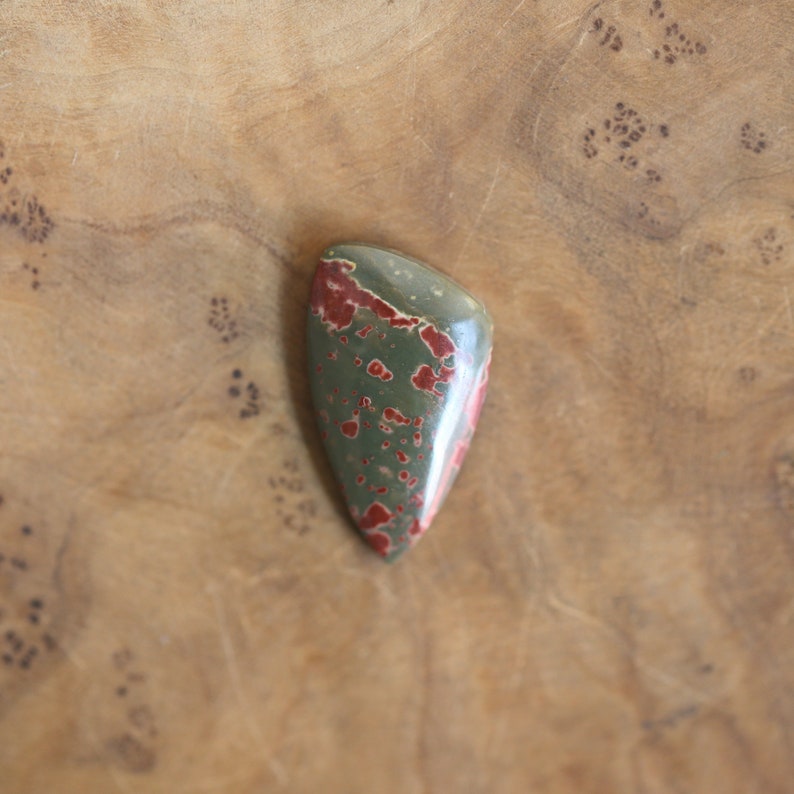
[{"x1": 307, "y1": 243, "x2": 493, "y2": 561}]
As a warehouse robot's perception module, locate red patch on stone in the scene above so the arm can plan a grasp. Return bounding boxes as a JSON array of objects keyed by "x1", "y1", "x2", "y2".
[
  {"x1": 408, "y1": 476, "x2": 418, "y2": 488},
  {"x1": 362, "y1": 458, "x2": 369, "y2": 465},
  {"x1": 316, "y1": 364, "x2": 323, "y2": 373},
  {"x1": 410, "y1": 364, "x2": 454, "y2": 397},
  {"x1": 395, "y1": 450, "x2": 409, "y2": 463},
  {"x1": 413, "y1": 431, "x2": 422, "y2": 447},
  {"x1": 382, "y1": 440, "x2": 390, "y2": 449},
  {"x1": 340, "y1": 335, "x2": 348, "y2": 344},
  {"x1": 359, "y1": 501, "x2": 393, "y2": 530},
  {"x1": 367, "y1": 359, "x2": 393, "y2": 381},
  {"x1": 358, "y1": 396, "x2": 371, "y2": 408},
  {"x1": 341, "y1": 419, "x2": 359, "y2": 438},
  {"x1": 356, "y1": 474, "x2": 365, "y2": 485},
  {"x1": 318, "y1": 409, "x2": 329, "y2": 423},
  {"x1": 376, "y1": 486, "x2": 388, "y2": 495},
  {"x1": 383, "y1": 407, "x2": 411, "y2": 425},
  {"x1": 354, "y1": 356, "x2": 362, "y2": 367},
  {"x1": 365, "y1": 531, "x2": 391, "y2": 557},
  {"x1": 356, "y1": 324, "x2": 374, "y2": 338},
  {"x1": 327, "y1": 351, "x2": 337, "y2": 360},
  {"x1": 399, "y1": 470, "x2": 409, "y2": 481},
  {"x1": 311, "y1": 258, "x2": 417, "y2": 331},
  {"x1": 379, "y1": 423, "x2": 393, "y2": 434},
  {"x1": 414, "y1": 416, "x2": 423, "y2": 427},
  {"x1": 408, "y1": 519, "x2": 422, "y2": 536},
  {"x1": 419, "y1": 324, "x2": 456, "y2": 360}
]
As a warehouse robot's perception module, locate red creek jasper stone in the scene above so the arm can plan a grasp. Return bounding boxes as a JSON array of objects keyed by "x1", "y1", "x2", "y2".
[{"x1": 307, "y1": 243, "x2": 493, "y2": 561}]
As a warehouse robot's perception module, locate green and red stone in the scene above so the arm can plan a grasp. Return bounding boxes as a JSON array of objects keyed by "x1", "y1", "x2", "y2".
[{"x1": 307, "y1": 243, "x2": 493, "y2": 562}]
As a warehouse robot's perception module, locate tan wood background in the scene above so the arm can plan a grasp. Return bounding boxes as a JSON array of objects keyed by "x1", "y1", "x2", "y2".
[{"x1": 0, "y1": 1, "x2": 792, "y2": 791}]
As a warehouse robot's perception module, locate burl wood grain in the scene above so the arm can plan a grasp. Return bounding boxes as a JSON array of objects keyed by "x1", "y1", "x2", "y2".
[{"x1": 0, "y1": 1, "x2": 792, "y2": 792}]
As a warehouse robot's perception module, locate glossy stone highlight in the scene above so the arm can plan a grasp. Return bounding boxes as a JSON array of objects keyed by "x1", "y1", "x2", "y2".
[{"x1": 307, "y1": 243, "x2": 493, "y2": 561}]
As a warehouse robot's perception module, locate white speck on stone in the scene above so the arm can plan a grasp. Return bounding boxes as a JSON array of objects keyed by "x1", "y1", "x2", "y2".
[{"x1": 432, "y1": 287, "x2": 444, "y2": 297}]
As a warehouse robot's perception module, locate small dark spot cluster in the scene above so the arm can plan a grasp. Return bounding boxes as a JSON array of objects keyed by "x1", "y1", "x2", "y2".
[
  {"x1": 0, "y1": 188, "x2": 55, "y2": 243},
  {"x1": 228, "y1": 368, "x2": 261, "y2": 418},
  {"x1": 740, "y1": 122, "x2": 768, "y2": 154},
  {"x1": 109, "y1": 646, "x2": 159, "y2": 769},
  {"x1": 636, "y1": 200, "x2": 665, "y2": 233},
  {"x1": 27, "y1": 194, "x2": 53, "y2": 239},
  {"x1": 207, "y1": 296, "x2": 239, "y2": 343},
  {"x1": 0, "y1": 523, "x2": 34, "y2": 572},
  {"x1": 753, "y1": 227, "x2": 783, "y2": 265},
  {"x1": 0, "y1": 141, "x2": 55, "y2": 243},
  {"x1": 28, "y1": 597, "x2": 43, "y2": 624},
  {"x1": 0, "y1": 509, "x2": 59, "y2": 675},
  {"x1": 650, "y1": 3, "x2": 706, "y2": 64},
  {"x1": 590, "y1": 18, "x2": 623, "y2": 52},
  {"x1": 108, "y1": 733, "x2": 157, "y2": 774},
  {"x1": 582, "y1": 127, "x2": 598, "y2": 159},
  {"x1": 610, "y1": 103, "x2": 648, "y2": 156},
  {"x1": 2, "y1": 628, "x2": 40, "y2": 670},
  {"x1": 582, "y1": 103, "x2": 667, "y2": 179},
  {"x1": 22, "y1": 261, "x2": 45, "y2": 291},
  {"x1": 269, "y1": 458, "x2": 317, "y2": 536},
  {"x1": 738, "y1": 366, "x2": 758, "y2": 383}
]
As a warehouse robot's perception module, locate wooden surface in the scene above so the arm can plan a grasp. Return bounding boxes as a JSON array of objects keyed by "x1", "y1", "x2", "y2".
[{"x1": 0, "y1": 1, "x2": 793, "y2": 791}]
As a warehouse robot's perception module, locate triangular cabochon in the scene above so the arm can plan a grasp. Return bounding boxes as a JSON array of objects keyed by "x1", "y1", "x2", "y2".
[{"x1": 307, "y1": 243, "x2": 493, "y2": 561}]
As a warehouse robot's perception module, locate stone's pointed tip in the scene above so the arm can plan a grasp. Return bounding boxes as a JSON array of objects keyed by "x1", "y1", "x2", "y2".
[
  {"x1": 383, "y1": 547, "x2": 409, "y2": 564},
  {"x1": 308, "y1": 243, "x2": 492, "y2": 561}
]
